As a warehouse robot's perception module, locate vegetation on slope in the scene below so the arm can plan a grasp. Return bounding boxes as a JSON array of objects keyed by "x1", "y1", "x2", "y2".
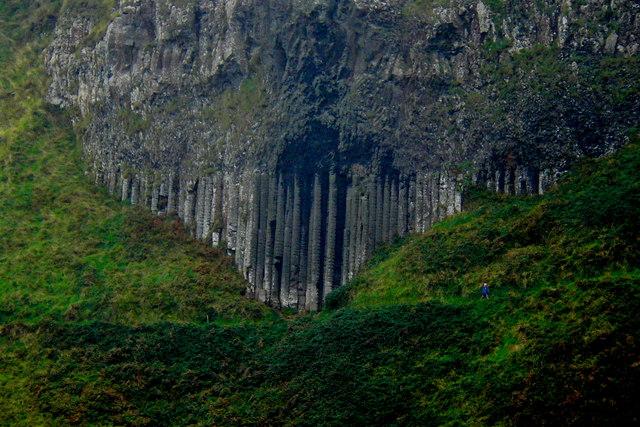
[
  {"x1": 1, "y1": 1, "x2": 639, "y2": 425},
  {"x1": 0, "y1": 3, "x2": 269, "y2": 423}
]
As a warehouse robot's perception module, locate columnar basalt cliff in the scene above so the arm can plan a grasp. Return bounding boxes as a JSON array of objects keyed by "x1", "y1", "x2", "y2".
[{"x1": 46, "y1": 0, "x2": 639, "y2": 309}]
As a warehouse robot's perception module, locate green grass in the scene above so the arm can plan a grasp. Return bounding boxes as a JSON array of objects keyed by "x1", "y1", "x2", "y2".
[
  {"x1": 1, "y1": 1, "x2": 640, "y2": 425},
  {"x1": 0, "y1": 5, "x2": 273, "y2": 422},
  {"x1": 0, "y1": 56, "x2": 267, "y2": 326},
  {"x1": 345, "y1": 146, "x2": 639, "y2": 307},
  {"x1": 320, "y1": 139, "x2": 640, "y2": 424}
]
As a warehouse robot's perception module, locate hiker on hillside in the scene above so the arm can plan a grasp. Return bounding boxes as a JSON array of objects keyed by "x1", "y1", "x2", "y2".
[{"x1": 481, "y1": 283, "x2": 490, "y2": 299}]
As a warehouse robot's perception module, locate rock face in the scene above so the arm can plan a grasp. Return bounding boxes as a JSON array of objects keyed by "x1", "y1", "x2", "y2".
[{"x1": 46, "y1": 0, "x2": 640, "y2": 309}]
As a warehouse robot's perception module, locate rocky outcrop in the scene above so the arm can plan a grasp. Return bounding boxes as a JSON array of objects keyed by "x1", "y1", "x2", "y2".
[{"x1": 46, "y1": 0, "x2": 640, "y2": 309}]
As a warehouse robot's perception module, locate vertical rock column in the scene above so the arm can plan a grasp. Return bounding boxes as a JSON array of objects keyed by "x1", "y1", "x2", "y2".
[
  {"x1": 341, "y1": 185, "x2": 353, "y2": 286},
  {"x1": 375, "y1": 178, "x2": 384, "y2": 245},
  {"x1": 255, "y1": 175, "x2": 269, "y2": 301},
  {"x1": 323, "y1": 171, "x2": 338, "y2": 296},
  {"x1": 151, "y1": 182, "x2": 159, "y2": 215},
  {"x1": 447, "y1": 173, "x2": 456, "y2": 216},
  {"x1": 486, "y1": 167, "x2": 496, "y2": 192},
  {"x1": 305, "y1": 174, "x2": 323, "y2": 311},
  {"x1": 397, "y1": 179, "x2": 406, "y2": 237},
  {"x1": 389, "y1": 179, "x2": 398, "y2": 242},
  {"x1": 298, "y1": 222, "x2": 309, "y2": 307},
  {"x1": 167, "y1": 173, "x2": 177, "y2": 215},
  {"x1": 184, "y1": 180, "x2": 196, "y2": 232},
  {"x1": 430, "y1": 173, "x2": 440, "y2": 224},
  {"x1": 139, "y1": 176, "x2": 146, "y2": 209},
  {"x1": 289, "y1": 176, "x2": 302, "y2": 303},
  {"x1": 408, "y1": 177, "x2": 416, "y2": 232},
  {"x1": 263, "y1": 176, "x2": 277, "y2": 303},
  {"x1": 202, "y1": 176, "x2": 213, "y2": 241},
  {"x1": 367, "y1": 179, "x2": 377, "y2": 255},
  {"x1": 195, "y1": 177, "x2": 206, "y2": 240},
  {"x1": 139, "y1": 177, "x2": 148, "y2": 206},
  {"x1": 271, "y1": 175, "x2": 286, "y2": 303},
  {"x1": 347, "y1": 184, "x2": 358, "y2": 281},
  {"x1": 280, "y1": 182, "x2": 294, "y2": 306},
  {"x1": 245, "y1": 176, "x2": 260, "y2": 292},
  {"x1": 228, "y1": 179, "x2": 242, "y2": 270},
  {"x1": 455, "y1": 174, "x2": 463, "y2": 213},
  {"x1": 130, "y1": 176, "x2": 139, "y2": 205},
  {"x1": 382, "y1": 177, "x2": 390, "y2": 242},
  {"x1": 212, "y1": 175, "x2": 224, "y2": 247},
  {"x1": 356, "y1": 191, "x2": 368, "y2": 271},
  {"x1": 353, "y1": 191, "x2": 362, "y2": 272},
  {"x1": 177, "y1": 178, "x2": 186, "y2": 221},
  {"x1": 496, "y1": 167, "x2": 505, "y2": 193},
  {"x1": 108, "y1": 167, "x2": 117, "y2": 195},
  {"x1": 415, "y1": 174, "x2": 424, "y2": 232},
  {"x1": 101, "y1": 164, "x2": 481, "y2": 310},
  {"x1": 239, "y1": 180, "x2": 249, "y2": 275},
  {"x1": 121, "y1": 175, "x2": 130, "y2": 203}
]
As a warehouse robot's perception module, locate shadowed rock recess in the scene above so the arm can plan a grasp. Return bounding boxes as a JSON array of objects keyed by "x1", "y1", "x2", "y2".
[{"x1": 46, "y1": 0, "x2": 639, "y2": 309}]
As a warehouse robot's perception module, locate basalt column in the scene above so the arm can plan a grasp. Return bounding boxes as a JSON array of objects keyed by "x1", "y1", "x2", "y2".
[
  {"x1": 341, "y1": 185, "x2": 353, "y2": 286},
  {"x1": 142, "y1": 176, "x2": 150, "y2": 206},
  {"x1": 195, "y1": 177, "x2": 206, "y2": 240},
  {"x1": 289, "y1": 176, "x2": 303, "y2": 304},
  {"x1": 298, "y1": 221, "x2": 309, "y2": 307},
  {"x1": 398, "y1": 178, "x2": 408, "y2": 237},
  {"x1": 323, "y1": 171, "x2": 338, "y2": 295},
  {"x1": 107, "y1": 167, "x2": 117, "y2": 195},
  {"x1": 431, "y1": 173, "x2": 440, "y2": 224},
  {"x1": 263, "y1": 176, "x2": 277, "y2": 303},
  {"x1": 212, "y1": 175, "x2": 224, "y2": 248},
  {"x1": 367, "y1": 179, "x2": 377, "y2": 254},
  {"x1": 353, "y1": 191, "x2": 363, "y2": 272},
  {"x1": 151, "y1": 182, "x2": 159, "y2": 214},
  {"x1": 119, "y1": 174, "x2": 128, "y2": 202},
  {"x1": 130, "y1": 176, "x2": 139, "y2": 205},
  {"x1": 382, "y1": 177, "x2": 390, "y2": 242},
  {"x1": 101, "y1": 167, "x2": 472, "y2": 310},
  {"x1": 305, "y1": 174, "x2": 323, "y2": 311},
  {"x1": 184, "y1": 180, "x2": 196, "y2": 231},
  {"x1": 177, "y1": 179, "x2": 186, "y2": 221},
  {"x1": 280, "y1": 182, "x2": 294, "y2": 307},
  {"x1": 408, "y1": 177, "x2": 416, "y2": 231},
  {"x1": 166, "y1": 173, "x2": 177, "y2": 215},
  {"x1": 415, "y1": 174, "x2": 424, "y2": 233},
  {"x1": 245, "y1": 177, "x2": 260, "y2": 293},
  {"x1": 375, "y1": 178, "x2": 384, "y2": 245},
  {"x1": 389, "y1": 179, "x2": 398, "y2": 242},
  {"x1": 271, "y1": 175, "x2": 286, "y2": 303},
  {"x1": 202, "y1": 176, "x2": 213, "y2": 240},
  {"x1": 347, "y1": 184, "x2": 358, "y2": 281},
  {"x1": 236, "y1": 177, "x2": 248, "y2": 272},
  {"x1": 255, "y1": 175, "x2": 269, "y2": 300}
]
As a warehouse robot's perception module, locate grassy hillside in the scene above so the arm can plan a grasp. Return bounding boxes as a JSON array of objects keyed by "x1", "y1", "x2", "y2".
[
  {"x1": 1, "y1": 1, "x2": 639, "y2": 425},
  {"x1": 0, "y1": 2, "x2": 270, "y2": 423}
]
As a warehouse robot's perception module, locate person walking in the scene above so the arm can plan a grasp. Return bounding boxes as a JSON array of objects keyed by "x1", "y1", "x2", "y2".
[{"x1": 481, "y1": 283, "x2": 490, "y2": 299}]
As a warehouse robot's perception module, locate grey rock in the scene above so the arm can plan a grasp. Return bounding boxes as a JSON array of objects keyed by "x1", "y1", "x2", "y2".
[{"x1": 46, "y1": 0, "x2": 640, "y2": 310}]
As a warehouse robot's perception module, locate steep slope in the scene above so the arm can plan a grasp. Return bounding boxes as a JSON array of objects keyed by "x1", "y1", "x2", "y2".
[
  {"x1": 45, "y1": 0, "x2": 640, "y2": 309},
  {"x1": 0, "y1": 3, "x2": 270, "y2": 422},
  {"x1": 1, "y1": 1, "x2": 639, "y2": 426}
]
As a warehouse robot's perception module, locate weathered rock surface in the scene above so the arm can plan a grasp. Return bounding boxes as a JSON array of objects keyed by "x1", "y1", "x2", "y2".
[{"x1": 46, "y1": 0, "x2": 640, "y2": 309}]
